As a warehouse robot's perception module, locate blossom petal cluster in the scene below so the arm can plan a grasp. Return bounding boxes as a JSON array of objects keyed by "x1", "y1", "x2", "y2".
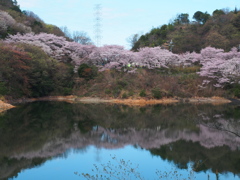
[
  {"x1": 198, "y1": 47, "x2": 240, "y2": 87},
  {"x1": 0, "y1": 10, "x2": 31, "y2": 34}
]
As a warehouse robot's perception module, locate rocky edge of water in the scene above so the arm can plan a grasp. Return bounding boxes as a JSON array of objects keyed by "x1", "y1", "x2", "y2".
[{"x1": 1, "y1": 96, "x2": 239, "y2": 112}]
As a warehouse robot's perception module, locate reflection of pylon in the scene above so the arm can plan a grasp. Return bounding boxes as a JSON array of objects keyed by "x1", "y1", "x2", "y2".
[{"x1": 94, "y1": 4, "x2": 102, "y2": 47}]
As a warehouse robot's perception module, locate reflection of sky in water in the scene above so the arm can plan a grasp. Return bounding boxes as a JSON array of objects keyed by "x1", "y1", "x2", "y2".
[
  {"x1": 2, "y1": 102, "x2": 240, "y2": 180},
  {"x1": 12, "y1": 145, "x2": 240, "y2": 180}
]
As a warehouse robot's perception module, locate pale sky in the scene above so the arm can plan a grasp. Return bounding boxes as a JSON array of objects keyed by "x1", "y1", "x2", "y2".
[{"x1": 17, "y1": 0, "x2": 239, "y2": 48}]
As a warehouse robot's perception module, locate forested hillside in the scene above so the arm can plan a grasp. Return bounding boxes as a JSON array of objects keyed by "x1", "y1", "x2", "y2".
[
  {"x1": 132, "y1": 8, "x2": 240, "y2": 53},
  {"x1": 0, "y1": 0, "x2": 66, "y2": 38},
  {"x1": 0, "y1": 0, "x2": 75, "y2": 98},
  {"x1": 0, "y1": 0, "x2": 240, "y2": 101}
]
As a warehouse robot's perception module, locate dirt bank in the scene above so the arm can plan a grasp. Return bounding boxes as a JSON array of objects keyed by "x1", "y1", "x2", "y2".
[
  {"x1": 0, "y1": 96, "x2": 234, "y2": 113},
  {"x1": 29, "y1": 96, "x2": 231, "y2": 105},
  {"x1": 0, "y1": 100, "x2": 15, "y2": 113},
  {"x1": 75, "y1": 96, "x2": 232, "y2": 106}
]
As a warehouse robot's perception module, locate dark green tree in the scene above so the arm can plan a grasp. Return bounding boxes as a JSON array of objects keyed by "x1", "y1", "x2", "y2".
[
  {"x1": 174, "y1": 13, "x2": 190, "y2": 25},
  {"x1": 213, "y1": 9, "x2": 225, "y2": 16},
  {"x1": 234, "y1": 7, "x2": 238, "y2": 14},
  {"x1": 0, "y1": 0, "x2": 21, "y2": 12},
  {"x1": 232, "y1": 12, "x2": 240, "y2": 30},
  {"x1": 193, "y1": 11, "x2": 210, "y2": 24}
]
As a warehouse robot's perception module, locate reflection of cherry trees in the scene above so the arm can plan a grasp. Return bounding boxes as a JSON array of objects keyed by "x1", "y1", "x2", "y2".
[
  {"x1": 9, "y1": 121, "x2": 240, "y2": 161},
  {"x1": 2, "y1": 122, "x2": 239, "y2": 179},
  {"x1": 197, "y1": 111, "x2": 240, "y2": 138},
  {"x1": 1, "y1": 102, "x2": 240, "y2": 179}
]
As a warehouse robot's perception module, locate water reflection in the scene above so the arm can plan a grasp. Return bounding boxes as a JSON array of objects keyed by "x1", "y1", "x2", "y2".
[{"x1": 0, "y1": 102, "x2": 240, "y2": 180}]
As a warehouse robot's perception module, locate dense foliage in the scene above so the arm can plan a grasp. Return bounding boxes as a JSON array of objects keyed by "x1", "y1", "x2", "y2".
[
  {"x1": 77, "y1": 63, "x2": 98, "y2": 81},
  {"x1": 0, "y1": 0, "x2": 66, "y2": 38},
  {"x1": 0, "y1": 42, "x2": 74, "y2": 98},
  {"x1": 0, "y1": 42, "x2": 31, "y2": 96},
  {"x1": 132, "y1": 9, "x2": 240, "y2": 53}
]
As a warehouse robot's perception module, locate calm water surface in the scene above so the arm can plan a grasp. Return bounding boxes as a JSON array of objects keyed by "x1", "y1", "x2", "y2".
[{"x1": 0, "y1": 102, "x2": 240, "y2": 180}]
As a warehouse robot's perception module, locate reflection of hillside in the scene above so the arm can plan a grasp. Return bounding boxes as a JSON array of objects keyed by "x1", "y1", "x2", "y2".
[
  {"x1": 0, "y1": 102, "x2": 240, "y2": 179},
  {"x1": 5, "y1": 124, "x2": 240, "y2": 159},
  {"x1": 150, "y1": 140, "x2": 240, "y2": 175},
  {"x1": 0, "y1": 157, "x2": 47, "y2": 180},
  {"x1": 197, "y1": 108, "x2": 240, "y2": 137}
]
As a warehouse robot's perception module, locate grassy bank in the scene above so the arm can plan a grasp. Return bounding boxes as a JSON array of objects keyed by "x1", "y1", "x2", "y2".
[
  {"x1": 1, "y1": 66, "x2": 240, "y2": 110},
  {"x1": 72, "y1": 67, "x2": 228, "y2": 99},
  {"x1": 71, "y1": 66, "x2": 239, "y2": 106}
]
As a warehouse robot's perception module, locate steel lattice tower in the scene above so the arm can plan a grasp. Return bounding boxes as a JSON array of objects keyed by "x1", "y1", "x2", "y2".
[{"x1": 94, "y1": 4, "x2": 102, "y2": 47}]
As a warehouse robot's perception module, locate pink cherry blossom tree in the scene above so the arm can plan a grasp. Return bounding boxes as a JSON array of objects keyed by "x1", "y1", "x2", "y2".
[
  {"x1": 4, "y1": 32, "x2": 240, "y2": 87},
  {"x1": 5, "y1": 33, "x2": 96, "y2": 72},
  {"x1": 198, "y1": 47, "x2": 240, "y2": 87},
  {"x1": 0, "y1": 10, "x2": 31, "y2": 35}
]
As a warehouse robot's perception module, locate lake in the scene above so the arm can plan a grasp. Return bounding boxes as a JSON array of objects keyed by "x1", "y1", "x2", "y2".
[{"x1": 0, "y1": 101, "x2": 240, "y2": 180}]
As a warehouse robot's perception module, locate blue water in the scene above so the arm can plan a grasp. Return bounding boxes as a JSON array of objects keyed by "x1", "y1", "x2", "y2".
[
  {"x1": 11, "y1": 146, "x2": 239, "y2": 180},
  {"x1": 1, "y1": 102, "x2": 239, "y2": 180}
]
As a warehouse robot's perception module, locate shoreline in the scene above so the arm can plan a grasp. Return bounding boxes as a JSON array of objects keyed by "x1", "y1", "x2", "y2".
[
  {"x1": 0, "y1": 100, "x2": 15, "y2": 113},
  {"x1": 75, "y1": 96, "x2": 232, "y2": 106},
  {"x1": 1, "y1": 96, "x2": 238, "y2": 112}
]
